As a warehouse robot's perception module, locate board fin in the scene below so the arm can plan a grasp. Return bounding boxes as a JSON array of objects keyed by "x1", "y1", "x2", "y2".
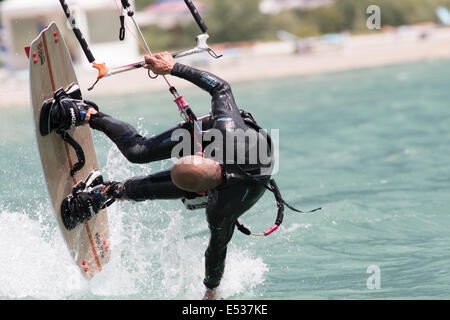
[{"x1": 24, "y1": 46, "x2": 31, "y2": 59}]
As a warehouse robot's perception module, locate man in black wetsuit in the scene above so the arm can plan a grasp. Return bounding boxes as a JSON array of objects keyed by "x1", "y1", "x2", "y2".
[{"x1": 41, "y1": 52, "x2": 274, "y2": 299}]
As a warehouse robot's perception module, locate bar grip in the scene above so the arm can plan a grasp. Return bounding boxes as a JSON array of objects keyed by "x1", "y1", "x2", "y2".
[
  {"x1": 59, "y1": 0, "x2": 95, "y2": 63},
  {"x1": 171, "y1": 50, "x2": 184, "y2": 58},
  {"x1": 184, "y1": 0, "x2": 208, "y2": 34}
]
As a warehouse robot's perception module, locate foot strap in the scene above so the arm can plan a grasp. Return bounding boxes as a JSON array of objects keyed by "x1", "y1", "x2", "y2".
[{"x1": 57, "y1": 129, "x2": 85, "y2": 177}]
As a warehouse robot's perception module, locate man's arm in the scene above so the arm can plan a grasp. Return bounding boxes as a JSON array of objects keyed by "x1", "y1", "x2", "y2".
[
  {"x1": 170, "y1": 62, "x2": 225, "y2": 95},
  {"x1": 144, "y1": 53, "x2": 245, "y2": 124},
  {"x1": 144, "y1": 52, "x2": 225, "y2": 94}
]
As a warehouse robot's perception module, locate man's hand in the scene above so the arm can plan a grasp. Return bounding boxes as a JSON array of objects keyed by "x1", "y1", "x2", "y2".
[
  {"x1": 144, "y1": 52, "x2": 175, "y2": 75},
  {"x1": 84, "y1": 107, "x2": 98, "y2": 122}
]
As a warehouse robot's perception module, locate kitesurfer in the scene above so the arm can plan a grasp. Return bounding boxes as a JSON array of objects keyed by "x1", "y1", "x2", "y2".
[{"x1": 41, "y1": 52, "x2": 274, "y2": 299}]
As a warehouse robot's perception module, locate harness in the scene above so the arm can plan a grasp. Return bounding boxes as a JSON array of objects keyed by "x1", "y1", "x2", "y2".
[
  {"x1": 237, "y1": 111, "x2": 321, "y2": 236},
  {"x1": 182, "y1": 110, "x2": 322, "y2": 237}
]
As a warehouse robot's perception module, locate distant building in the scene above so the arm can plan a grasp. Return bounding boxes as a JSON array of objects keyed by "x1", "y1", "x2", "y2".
[
  {"x1": 0, "y1": 0, "x2": 139, "y2": 71},
  {"x1": 260, "y1": 0, "x2": 335, "y2": 14}
]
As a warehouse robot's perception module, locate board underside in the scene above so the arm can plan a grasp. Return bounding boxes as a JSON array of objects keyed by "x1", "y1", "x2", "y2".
[{"x1": 29, "y1": 23, "x2": 110, "y2": 280}]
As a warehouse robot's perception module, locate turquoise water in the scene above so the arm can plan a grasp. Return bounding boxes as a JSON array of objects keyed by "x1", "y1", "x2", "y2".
[{"x1": 1, "y1": 59, "x2": 450, "y2": 299}]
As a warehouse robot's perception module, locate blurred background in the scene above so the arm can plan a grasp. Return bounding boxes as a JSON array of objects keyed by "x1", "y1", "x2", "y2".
[
  {"x1": 2, "y1": 1, "x2": 450, "y2": 300},
  {"x1": 2, "y1": 0, "x2": 450, "y2": 105}
]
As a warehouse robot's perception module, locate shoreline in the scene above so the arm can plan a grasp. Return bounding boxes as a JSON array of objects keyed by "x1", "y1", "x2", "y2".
[{"x1": 2, "y1": 26, "x2": 450, "y2": 109}]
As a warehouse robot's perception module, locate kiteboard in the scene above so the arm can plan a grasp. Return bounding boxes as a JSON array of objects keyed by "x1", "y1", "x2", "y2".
[{"x1": 28, "y1": 23, "x2": 110, "y2": 280}]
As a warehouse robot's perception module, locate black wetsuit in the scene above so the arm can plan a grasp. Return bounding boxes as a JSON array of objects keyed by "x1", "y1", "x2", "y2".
[{"x1": 89, "y1": 63, "x2": 274, "y2": 289}]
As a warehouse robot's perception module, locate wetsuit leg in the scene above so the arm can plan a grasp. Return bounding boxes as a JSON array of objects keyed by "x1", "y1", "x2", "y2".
[
  {"x1": 89, "y1": 112, "x2": 193, "y2": 164},
  {"x1": 203, "y1": 178, "x2": 269, "y2": 289},
  {"x1": 203, "y1": 215, "x2": 235, "y2": 289},
  {"x1": 120, "y1": 169, "x2": 196, "y2": 202}
]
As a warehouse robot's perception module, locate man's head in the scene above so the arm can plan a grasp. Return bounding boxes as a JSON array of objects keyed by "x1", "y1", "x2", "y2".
[{"x1": 171, "y1": 155, "x2": 223, "y2": 193}]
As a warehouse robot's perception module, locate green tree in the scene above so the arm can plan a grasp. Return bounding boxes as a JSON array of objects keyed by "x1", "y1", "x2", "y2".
[
  {"x1": 135, "y1": 0, "x2": 157, "y2": 11},
  {"x1": 335, "y1": 0, "x2": 450, "y2": 31},
  {"x1": 311, "y1": 5, "x2": 344, "y2": 34},
  {"x1": 137, "y1": 0, "x2": 450, "y2": 51},
  {"x1": 203, "y1": 0, "x2": 269, "y2": 43}
]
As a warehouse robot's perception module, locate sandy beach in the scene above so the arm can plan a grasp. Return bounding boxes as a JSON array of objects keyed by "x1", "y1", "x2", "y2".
[{"x1": 1, "y1": 25, "x2": 450, "y2": 109}]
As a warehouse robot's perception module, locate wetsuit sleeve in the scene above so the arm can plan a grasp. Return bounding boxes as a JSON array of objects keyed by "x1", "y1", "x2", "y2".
[
  {"x1": 89, "y1": 112, "x2": 193, "y2": 164},
  {"x1": 171, "y1": 63, "x2": 245, "y2": 126},
  {"x1": 171, "y1": 62, "x2": 225, "y2": 95}
]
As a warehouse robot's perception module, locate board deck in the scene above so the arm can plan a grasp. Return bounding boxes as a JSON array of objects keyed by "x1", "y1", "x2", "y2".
[{"x1": 28, "y1": 23, "x2": 110, "y2": 280}]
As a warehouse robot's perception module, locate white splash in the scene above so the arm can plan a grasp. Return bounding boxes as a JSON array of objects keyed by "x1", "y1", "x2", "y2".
[{"x1": 0, "y1": 130, "x2": 268, "y2": 299}]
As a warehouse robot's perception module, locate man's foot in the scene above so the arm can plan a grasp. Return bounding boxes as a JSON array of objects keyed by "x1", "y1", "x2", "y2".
[
  {"x1": 202, "y1": 288, "x2": 218, "y2": 300},
  {"x1": 60, "y1": 170, "x2": 120, "y2": 230},
  {"x1": 39, "y1": 83, "x2": 99, "y2": 136}
]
